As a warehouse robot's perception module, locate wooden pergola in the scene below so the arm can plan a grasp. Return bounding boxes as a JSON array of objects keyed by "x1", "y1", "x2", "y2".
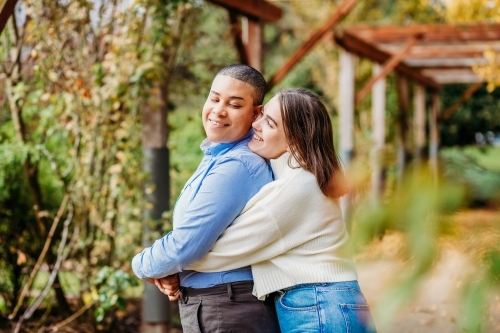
[{"x1": 334, "y1": 23, "x2": 500, "y2": 199}]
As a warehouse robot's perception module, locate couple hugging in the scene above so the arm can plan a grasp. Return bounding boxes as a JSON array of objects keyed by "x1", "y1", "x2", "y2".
[{"x1": 132, "y1": 64, "x2": 377, "y2": 333}]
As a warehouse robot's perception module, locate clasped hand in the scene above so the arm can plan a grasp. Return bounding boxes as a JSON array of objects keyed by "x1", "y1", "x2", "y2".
[{"x1": 146, "y1": 274, "x2": 180, "y2": 301}]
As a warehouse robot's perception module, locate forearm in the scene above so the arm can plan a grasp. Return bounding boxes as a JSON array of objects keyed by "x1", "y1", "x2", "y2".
[
  {"x1": 188, "y1": 210, "x2": 284, "y2": 272},
  {"x1": 131, "y1": 233, "x2": 193, "y2": 279},
  {"x1": 132, "y1": 159, "x2": 260, "y2": 279}
]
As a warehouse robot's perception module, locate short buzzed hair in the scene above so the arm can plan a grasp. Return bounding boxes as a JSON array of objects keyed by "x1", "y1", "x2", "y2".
[{"x1": 217, "y1": 64, "x2": 266, "y2": 105}]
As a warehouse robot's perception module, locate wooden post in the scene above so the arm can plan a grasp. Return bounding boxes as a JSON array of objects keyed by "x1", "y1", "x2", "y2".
[
  {"x1": 429, "y1": 92, "x2": 440, "y2": 181},
  {"x1": 338, "y1": 49, "x2": 355, "y2": 224},
  {"x1": 141, "y1": 83, "x2": 171, "y2": 333},
  {"x1": 414, "y1": 84, "x2": 426, "y2": 164},
  {"x1": 228, "y1": 11, "x2": 249, "y2": 65},
  {"x1": 395, "y1": 74, "x2": 411, "y2": 184},
  {"x1": 242, "y1": 17, "x2": 263, "y2": 72},
  {"x1": 371, "y1": 63, "x2": 386, "y2": 201}
]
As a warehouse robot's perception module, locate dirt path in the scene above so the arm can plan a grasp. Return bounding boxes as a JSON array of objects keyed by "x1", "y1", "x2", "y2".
[{"x1": 357, "y1": 209, "x2": 500, "y2": 332}]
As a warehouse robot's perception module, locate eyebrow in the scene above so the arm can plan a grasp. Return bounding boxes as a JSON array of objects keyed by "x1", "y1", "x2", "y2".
[
  {"x1": 211, "y1": 90, "x2": 245, "y2": 101},
  {"x1": 264, "y1": 113, "x2": 278, "y2": 127}
]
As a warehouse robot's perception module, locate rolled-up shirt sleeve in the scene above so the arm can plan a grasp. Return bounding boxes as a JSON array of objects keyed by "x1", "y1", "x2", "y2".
[{"x1": 132, "y1": 157, "x2": 257, "y2": 279}]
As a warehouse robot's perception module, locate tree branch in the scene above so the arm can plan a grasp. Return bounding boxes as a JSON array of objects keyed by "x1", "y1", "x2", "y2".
[
  {"x1": 9, "y1": 194, "x2": 69, "y2": 320},
  {"x1": 13, "y1": 203, "x2": 74, "y2": 333}
]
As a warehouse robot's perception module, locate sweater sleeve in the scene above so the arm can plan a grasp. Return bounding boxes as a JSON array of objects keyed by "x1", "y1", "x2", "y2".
[
  {"x1": 187, "y1": 169, "x2": 318, "y2": 272},
  {"x1": 185, "y1": 174, "x2": 294, "y2": 272}
]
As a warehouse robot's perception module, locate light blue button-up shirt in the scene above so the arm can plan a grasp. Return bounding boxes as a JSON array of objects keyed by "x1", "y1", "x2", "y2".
[{"x1": 131, "y1": 131, "x2": 273, "y2": 288}]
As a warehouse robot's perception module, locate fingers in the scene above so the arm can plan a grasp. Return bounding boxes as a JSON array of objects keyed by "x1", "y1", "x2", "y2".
[
  {"x1": 159, "y1": 275, "x2": 180, "y2": 294},
  {"x1": 154, "y1": 278, "x2": 164, "y2": 291},
  {"x1": 154, "y1": 275, "x2": 181, "y2": 302},
  {"x1": 168, "y1": 289, "x2": 180, "y2": 302}
]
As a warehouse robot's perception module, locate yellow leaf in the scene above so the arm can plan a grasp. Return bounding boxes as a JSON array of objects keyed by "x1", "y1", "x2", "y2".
[
  {"x1": 107, "y1": 164, "x2": 123, "y2": 174},
  {"x1": 17, "y1": 251, "x2": 27, "y2": 265},
  {"x1": 48, "y1": 71, "x2": 58, "y2": 82},
  {"x1": 37, "y1": 210, "x2": 49, "y2": 218},
  {"x1": 116, "y1": 151, "x2": 127, "y2": 162}
]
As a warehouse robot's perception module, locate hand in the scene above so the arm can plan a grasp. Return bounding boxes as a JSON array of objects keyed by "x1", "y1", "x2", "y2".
[{"x1": 154, "y1": 274, "x2": 181, "y2": 301}]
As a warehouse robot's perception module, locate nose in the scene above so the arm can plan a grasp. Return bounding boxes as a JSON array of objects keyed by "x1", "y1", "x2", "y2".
[
  {"x1": 212, "y1": 104, "x2": 226, "y2": 117},
  {"x1": 252, "y1": 117, "x2": 262, "y2": 131}
]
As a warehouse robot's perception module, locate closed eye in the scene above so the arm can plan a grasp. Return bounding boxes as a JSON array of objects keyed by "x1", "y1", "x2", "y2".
[{"x1": 265, "y1": 118, "x2": 274, "y2": 129}]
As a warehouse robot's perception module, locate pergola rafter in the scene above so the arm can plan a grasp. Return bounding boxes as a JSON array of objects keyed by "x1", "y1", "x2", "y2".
[{"x1": 337, "y1": 23, "x2": 500, "y2": 85}]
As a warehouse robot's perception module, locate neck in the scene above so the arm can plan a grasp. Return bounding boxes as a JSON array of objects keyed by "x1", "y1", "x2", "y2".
[{"x1": 270, "y1": 152, "x2": 300, "y2": 179}]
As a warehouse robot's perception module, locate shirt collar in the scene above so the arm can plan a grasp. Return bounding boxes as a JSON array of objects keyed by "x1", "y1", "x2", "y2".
[{"x1": 201, "y1": 130, "x2": 253, "y2": 156}]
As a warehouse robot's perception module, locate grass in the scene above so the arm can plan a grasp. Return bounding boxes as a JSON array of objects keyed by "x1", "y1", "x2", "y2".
[{"x1": 462, "y1": 146, "x2": 500, "y2": 171}]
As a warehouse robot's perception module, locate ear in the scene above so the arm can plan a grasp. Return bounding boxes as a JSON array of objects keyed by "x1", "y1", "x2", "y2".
[{"x1": 252, "y1": 105, "x2": 263, "y2": 121}]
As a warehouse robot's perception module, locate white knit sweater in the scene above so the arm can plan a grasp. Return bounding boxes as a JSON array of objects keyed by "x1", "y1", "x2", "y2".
[{"x1": 187, "y1": 153, "x2": 358, "y2": 299}]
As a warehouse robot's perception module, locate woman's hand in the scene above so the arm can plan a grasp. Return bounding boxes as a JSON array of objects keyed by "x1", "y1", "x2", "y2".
[{"x1": 154, "y1": 274, "x2": 181, "y2": 301}]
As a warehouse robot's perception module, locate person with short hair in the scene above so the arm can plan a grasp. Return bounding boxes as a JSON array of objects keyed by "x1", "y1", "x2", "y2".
[{"x1": 132, "y1": 64, "x2": 280, "y2": 333}]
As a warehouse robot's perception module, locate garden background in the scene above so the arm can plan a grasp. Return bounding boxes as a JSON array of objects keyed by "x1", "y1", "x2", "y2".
[{"x1": 1, "y1": 0, "x2": 500, "y2": 332}]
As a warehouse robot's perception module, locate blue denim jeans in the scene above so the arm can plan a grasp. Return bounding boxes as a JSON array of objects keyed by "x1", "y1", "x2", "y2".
[{"x1": 274, "y1": 281, "x2": 377, "y2": 333}]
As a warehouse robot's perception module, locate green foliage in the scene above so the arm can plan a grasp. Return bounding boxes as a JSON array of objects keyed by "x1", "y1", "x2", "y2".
[
  {"x1": 441, "y1": 147, "x2": 500, "y2": 205},
  {"x1": 92, "y1": 266, "x2": 138, "y2": 323},
  {"x1": 441, "y1": 85, "x2": 500, "y2": 147},
  {"x1": 0, "y1": 0, "x2": 198, "y2": 329}
]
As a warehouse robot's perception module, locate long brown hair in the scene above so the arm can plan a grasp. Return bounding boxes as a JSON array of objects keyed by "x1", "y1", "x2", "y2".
[{"x1": 277, "y1": 88, "x2": 348, "y2": 198}]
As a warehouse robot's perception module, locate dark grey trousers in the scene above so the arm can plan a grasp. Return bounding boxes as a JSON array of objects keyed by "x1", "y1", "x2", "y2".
[{"x1": 178, "y1": 281, "x2": 280, "y2": 333}]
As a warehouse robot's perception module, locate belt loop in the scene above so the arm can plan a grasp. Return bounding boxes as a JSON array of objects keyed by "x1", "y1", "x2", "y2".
[
  {"x1": 227, "y1": 283, "x2": 234, "y2": 302},
  {"x1": 181, "y1": 287, "x2": 188, "y2": 304}
]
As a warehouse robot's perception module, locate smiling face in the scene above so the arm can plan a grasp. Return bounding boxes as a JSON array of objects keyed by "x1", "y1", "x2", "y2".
[
  {"x1": 248, "y1": 95, "x2": 289, "y2": 159},
  {"x1": 202, "y1": 75, "x2": 261, "y2": 144}
]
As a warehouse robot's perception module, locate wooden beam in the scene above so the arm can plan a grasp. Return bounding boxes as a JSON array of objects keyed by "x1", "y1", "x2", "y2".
[
  {"x1": 355, "y1": 35, "x2": 422, "y2": 103},
  {"x1": 335, "y1": 30, "x2": 440, "y2": 90},
  {"x1": 371, "y1": 63, "x2": 386, "y2": 200},
  {"x1": 347, "y1": 23, "x2": 500, "y2": 43},
  {"x1": 242, "y1": 17, "x2": 263, "y2": 72},
  {"x1": 380, "y1": 44, "x2": 499, "y2": 59},
  {"x1": 422, "y1": 68, "x2": 483, "y2": 84},
  {"x1": 395, "y1": 73, "x2": 411, "y2": 183},
  {"x1": 432, "y1": 74, "x2": 482, "y2": 84},
  {"x1": 404, "y1": 58, "x2": 488, "y2": 69},
  {"x1": 414, "y1": 84, "x2": 426, "y2": 163},
  {"x1": 208, "y1": 0, "x2": 282, "y2": 22},
  {"x1": 228, "y1": 11, "x2": 249, "y2": 65},
  {"x1": 440, "y1": 82, "x2": 483, "y2": 120},
  {"x1": 0, "y1": 0, "x2": 17, "y2": 35},
  {"x1": 429, "y1": 92, "x2": 440, "y2": 181},
  {"x1": 266, "y1": 0, "x2": 357, "y2": 92}
]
